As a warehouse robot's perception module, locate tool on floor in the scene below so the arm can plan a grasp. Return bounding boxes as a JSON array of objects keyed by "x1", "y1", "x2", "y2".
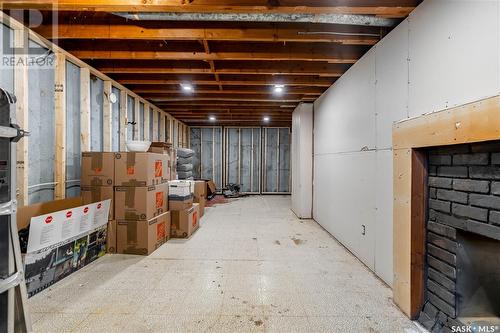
[
  {"x1": 222, "y1": 183, "x2": 248, "y2": 198},
  {"x1": 0, "y1": 88, "x2": 32, "y2": 333}
]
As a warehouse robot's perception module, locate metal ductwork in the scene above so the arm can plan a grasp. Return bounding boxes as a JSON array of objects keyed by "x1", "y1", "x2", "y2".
[{"x1": 113, "y1": 12, "x2": 398, "y2": 27}]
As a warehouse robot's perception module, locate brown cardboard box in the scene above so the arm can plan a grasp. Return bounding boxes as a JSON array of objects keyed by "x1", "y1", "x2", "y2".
[
  {"x1": 81, "y1": 186, "x2": 114, "y2": 220},
  {"x1": 115, "y1": 152, "x2": 169, "y2": 186},
  {"x1": 193, "y1": 180, "x2": 207, "y2": 200},
  {"x1": 164, "y1": 211, "x2": 171, "y2": 241},
  {"x1": 17, "y1": 197, "x2": 83, "y2": 231},
  {"x1": 114, "y1": 183, "x2": 168, "y2": 221},
  {"x1": 116, "y1": 212, "x2": 168, "y2": 255},
  {"x1": 169, "y1": 197, "x2": 193, "y2": 211},
  {"x1": 81, "y1": 152, "x2": 115, "y2": 186},
  {"x1": 171, "y1": 203, "x2": 200, "y2": 238},
  {"x1": 197, "y1": 196, "x2": 206, "y2": 217},
  {"x1": 107, "y1": 220, "x2": 117, "y2": 253},
  {"x1": 148, "y1": 142, "x2": 173, "y2": 155}
]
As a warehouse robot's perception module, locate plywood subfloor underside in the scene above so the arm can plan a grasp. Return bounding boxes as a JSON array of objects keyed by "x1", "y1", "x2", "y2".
[{"x1": 28, "y1": 196, "x2": 420, "y2": 332}]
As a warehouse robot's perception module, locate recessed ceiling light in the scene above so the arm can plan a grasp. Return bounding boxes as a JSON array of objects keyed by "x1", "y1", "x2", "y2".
[
  {"x1": 209, "y1": 116, "x2": 216, "y2": 121},
  {"x1": 263, "y1": 116, "x2": 270, "y2": 122},
  {"x1": 273, "y1": 84, "x2": 285, "y2": 94},
  {"x1": 181, "y1": 83, "x2": 193, "y2": 92}
]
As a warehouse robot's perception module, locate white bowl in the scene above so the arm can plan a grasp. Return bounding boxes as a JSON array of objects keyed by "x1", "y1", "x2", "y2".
[{"x1": 126, "y1": 140, "x2": 151, "y2": 152}]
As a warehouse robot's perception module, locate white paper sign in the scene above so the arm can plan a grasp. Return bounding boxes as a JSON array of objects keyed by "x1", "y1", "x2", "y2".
[{"x1": 26, "y1": 199, "x2": 110, "y2": 253}]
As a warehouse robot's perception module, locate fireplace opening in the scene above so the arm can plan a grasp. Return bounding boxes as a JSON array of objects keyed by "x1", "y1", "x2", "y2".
[
  {"x1": 456, "y1": 230, "x2": 500, "y2": 324},
  {"x1": 417, "y1": 141, "x2": 500, "y2": 332}
]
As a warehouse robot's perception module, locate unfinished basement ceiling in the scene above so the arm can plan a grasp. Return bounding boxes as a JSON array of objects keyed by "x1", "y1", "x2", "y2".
[{"x1": 4, "y1": 0, "x2": 421, "y2": 126}]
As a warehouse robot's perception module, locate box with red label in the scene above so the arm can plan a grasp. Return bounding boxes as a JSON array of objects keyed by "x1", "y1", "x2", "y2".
[
  {"x1": 116, "y1": 212, "x2": 168, "y2": 255},
  {"x1": 81, "y1": 186, "x2": 114, "y2": 220},
  {"x1": 170, "y1": 203, "x2": 200, "y2": 238},
  {"x1": 81, "y1": 152, "x2": 115, "y2": 186},
  {"x1": 114, "y1": 152, "x2": 169, "y2": 186},
  {"x1": 114, "y1": 183, "x2": 168, "y2": 221}
]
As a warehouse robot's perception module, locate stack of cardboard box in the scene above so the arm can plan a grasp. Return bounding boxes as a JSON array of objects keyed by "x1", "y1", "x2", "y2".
[
  {"x1": 192, "y1": 180, "x2": 207, "y2": 217},
  {"x1": 81, "y1": 152, "x2": 116, "y2": 252},
  {"x1": 169, "y1": 180, "x2": 200, "y2": 238},
  {"x1": 148, "y1": 142, "x2": 176, "y2": 181},
  {"x1": 114, "y1": 152, "x2": 171, "y2": 255}
]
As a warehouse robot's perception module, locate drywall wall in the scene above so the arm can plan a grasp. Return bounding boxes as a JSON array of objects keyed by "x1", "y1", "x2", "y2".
[
  {"x1": 291, "y1": 103, "x2": 313, "y2": 219},
  {"x1": 313, "y1": 0, "x2": 500, "y2": 286}
]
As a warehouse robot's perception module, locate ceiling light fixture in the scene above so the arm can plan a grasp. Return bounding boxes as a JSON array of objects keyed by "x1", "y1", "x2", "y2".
[
  {"x1": 209, "y1": 116, "x2": 216, "y2": 121},
  {"x1": 273, "y1": 84, "x2": 285, "y2": 94},
  {"x1": 263, "y1": 116, "x2": 270, "y2": 122},
  {"x1": 181, "y1": 83, "x2": 193, "y2": 92}
]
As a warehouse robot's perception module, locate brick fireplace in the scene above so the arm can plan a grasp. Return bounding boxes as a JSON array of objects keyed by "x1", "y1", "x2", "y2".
[
  {"x1": 418, "y1": 142, "x2": 500, "y2": 331},
  {"x1": 392, "y1": 96, "x2": 500, "y2": 322}
]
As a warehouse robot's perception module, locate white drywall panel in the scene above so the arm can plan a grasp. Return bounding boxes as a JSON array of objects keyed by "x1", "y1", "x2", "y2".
[
  {"x1": 374, "y1": 149, "x2": 394, "y2": 285},
  {"x1": 313, "y1": 151, "x2": 376, "y2": 269},
  {"x1": 314, "y1": 49, "x2": 376, "y2": 155},
  {"x1": 375, "y1": 21, "x2": 409, "y2": 150},
  {"x1": 408, "y1": 0, "x2": 500, "y2": 117},
  {"x1": 291, "y1": 103, "x2": 313, "y2": 219}
]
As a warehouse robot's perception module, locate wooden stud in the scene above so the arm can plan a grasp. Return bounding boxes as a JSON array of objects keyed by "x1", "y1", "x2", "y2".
[
  {"x1": 102, "y1": 80, "x2": 112, "y2": 151},
  {"x1": 119, "y1": 90, "x2": 127, "y2": 150},
  {"x1": 54, "y1": 52, "x2": 67, "y2": 200},
  {"x1": 134, "y1": 98, "x2": 140, "y2": 140},
  {"x1": 152, "y1": 109, "x2": 159, "y2": 141},
  {"x1": 80, "y1": 67, "x2": 91, "y2": 152},
  {"x1": 14, "y1": 28, "x2": 29, "y2": 206},
  {"x1": 144, "y1": 103, "x2": 150, "y2": 141},
  {"x1": 160, "y1": 112, "x2": 166, "y2": 142}
]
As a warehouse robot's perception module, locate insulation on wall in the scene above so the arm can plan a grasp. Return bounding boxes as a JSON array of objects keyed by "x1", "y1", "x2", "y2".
[
  {"x1": 165, "y1": 116, "x2": 171, "y2": 142},
  {"x1": 0, "y1": 24, "x2": 13, "y2": 92},
  {"x1": 225, "y1": 127, "x2": 261, "y2": 193},
  {"x1": 90, "y1": 76, "x2": 103, "y2": 151},
  {"x1": 264, "y1": 128, "x2": 290, "y2": 193},
  {"x1": 190, "y1": 127, "x2": 223, "y2": 189},
  {"x1": 65, "y1": 61, "x2": 81, "y2": 198},
  {"x1": 126, "y1": 95, "x2": 135, "y2": 140},
  {"x1": 111, "y1": 86, "x2": 120, "y2": 151},
  {"x1": 28, "y1": 40, "x2": 55, "y2": 204}
]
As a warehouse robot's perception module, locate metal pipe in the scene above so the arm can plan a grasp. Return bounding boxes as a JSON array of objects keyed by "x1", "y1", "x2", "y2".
[{"x1": 114, "y1": 12, "x2": 398, "y2": 27}]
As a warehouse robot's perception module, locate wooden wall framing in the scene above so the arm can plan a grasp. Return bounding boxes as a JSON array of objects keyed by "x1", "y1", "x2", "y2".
[
  {"x1": 392, "y1": 95, "x2": 500, "y2": 318},
  {"x1": 0, "y1": 12, "x2": 187, "y2": 206}
]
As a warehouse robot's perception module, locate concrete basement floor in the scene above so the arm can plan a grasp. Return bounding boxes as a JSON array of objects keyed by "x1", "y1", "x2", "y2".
[{"x1": 29, "y1": 195, "x2": 422, "y2": 333}]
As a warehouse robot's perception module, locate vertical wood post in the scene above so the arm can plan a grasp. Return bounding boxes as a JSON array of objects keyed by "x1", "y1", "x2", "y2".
[
  {"x1": 134, "y1": 98, "x2": 140, "y2": 140},
  {"x1": 80, "y1": 67, "x2": 91, "y2": 152},
  {"x1": 144, "y1": 103, "x2": 150, "y2": 141},
  {"x1": 152, "y1": 109, "x2": 158, "y2": 141},
  {"x1": 14, "y1": 28, "x2": 29, "y2": 206},
  {"x1": 160, "y1": 112, "x2": 166, "y2": 142},
  {"x1": 54, "y1": 52, "x2": 66, "y2": 199},
  {"x1": 119, "y1": 90, "x2": 127, "y2": 151},
  {"x1": 102, "y1": 80, "x2": 112, "y2": 151}
]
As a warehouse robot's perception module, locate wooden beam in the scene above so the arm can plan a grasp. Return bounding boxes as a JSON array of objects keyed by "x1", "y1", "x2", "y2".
[
  {"x1": 80, "y1": 67, "x2": 91, "y2": 151},
  {"x1": 132, "y1": 87, "x2": 323, "y2": 94},
  {"x1": 0, "y1": 1, "x2": 415, "y2": 17},
  {"x1": 117, "y1": 78, "x2": 334, "y2": 87},
  {"x1": 102, "y1": 80, "x2": 112, "y2": 150},
  {"x1": 14, "y1": 28, "x2": 29, "y2": 206},
  {"x1": 35, "y1": 24, "x2": 379, "y2": 45},
  {"x1": 69, "y1": 50, "x2": 359, "y2": 63},
  {"x1": 148, "y1": 97, "x2": 305, "y2": 102},
  {"x1": 98, "y1": 66, "x2": 343, "y2": 77},
  {"x1": 119, "y1": 90, "x2": 127, "y2": 150},
  {"x1": 54, "y1": 52, "x2": 66, "y2": 200}
]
